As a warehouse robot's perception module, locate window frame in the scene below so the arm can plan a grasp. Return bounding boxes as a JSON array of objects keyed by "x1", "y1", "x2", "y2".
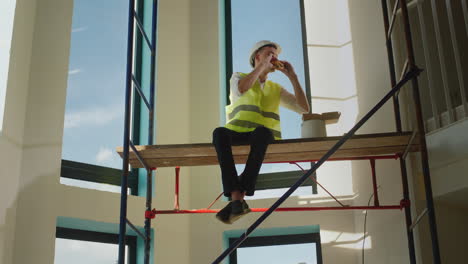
[
  {"x1": 223, "y1": 0, "x2": 316, "y2": 194},
  {"x1": 55, "y1": 227, "x2": 137, "y2": 264},
  {"x1": 61, "y1": 160, "x2": 138, "y2": 195},
  {"x1": 228, "y1": 233, "x2": 323, "y2": 264}
]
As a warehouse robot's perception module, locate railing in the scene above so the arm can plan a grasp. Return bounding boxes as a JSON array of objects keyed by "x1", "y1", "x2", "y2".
[{"x1": 396, "y1": 0, "x2": 468, "y2": 132}]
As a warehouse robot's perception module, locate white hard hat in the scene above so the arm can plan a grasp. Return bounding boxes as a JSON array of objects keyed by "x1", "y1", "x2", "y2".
[{"x1": 249, "y1": 40, "x2": 282, "y2": 67}]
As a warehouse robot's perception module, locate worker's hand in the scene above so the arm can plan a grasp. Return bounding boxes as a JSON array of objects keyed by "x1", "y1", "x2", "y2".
[
  {"x1": 256, "y1": 53, "x2": 274, "y2": 72},
  {"x1": 277, "y1": 61, "x2": 297, "y2": 78}
]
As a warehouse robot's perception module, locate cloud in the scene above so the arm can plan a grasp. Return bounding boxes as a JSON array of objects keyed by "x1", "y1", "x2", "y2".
[
  {"x1": 68, "y1": 69, "x2": 82, "y2": 75},
  {"x1": 64, "y1": 105, "x2": 122, "y2": 129},
  {"x1": 72, "y1": 26, "x2": 88, "y2": 33},
  {"x1": 96, "y1": 147, "x2": 114, "y2": 164}
]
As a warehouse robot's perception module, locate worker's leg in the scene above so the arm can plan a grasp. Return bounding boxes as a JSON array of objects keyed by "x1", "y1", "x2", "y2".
[
  {"x1": 240, "y1": 126, "x2": 273, "y2": 196},
  {"x1": 212, "y1": 127, "x2": 248, "y2": 197}
]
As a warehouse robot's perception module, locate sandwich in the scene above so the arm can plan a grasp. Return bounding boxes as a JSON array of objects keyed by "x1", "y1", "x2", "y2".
[{"x1": 270, "y1": 57, "x2": 285, "y2": 70}]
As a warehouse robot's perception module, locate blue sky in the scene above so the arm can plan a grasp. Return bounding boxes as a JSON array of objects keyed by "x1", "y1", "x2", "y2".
[{"x1": 62, "y1": 0, "x2": 128, "y2": 169}]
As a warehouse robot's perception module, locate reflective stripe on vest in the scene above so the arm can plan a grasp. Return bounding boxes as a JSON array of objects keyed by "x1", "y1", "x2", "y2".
[{"x1": 225, "y1": 73, "x2": 282, "y2": 139}]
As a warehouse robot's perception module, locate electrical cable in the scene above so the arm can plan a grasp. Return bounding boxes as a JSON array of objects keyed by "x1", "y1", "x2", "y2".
[{"x1": 362, "y1": 186, "x2": 381, "y2": 264}]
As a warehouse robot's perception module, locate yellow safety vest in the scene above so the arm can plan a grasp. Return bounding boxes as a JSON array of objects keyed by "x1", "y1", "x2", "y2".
[{"x1": 225, "y1": 73, "x2": 282, "y2": 139}]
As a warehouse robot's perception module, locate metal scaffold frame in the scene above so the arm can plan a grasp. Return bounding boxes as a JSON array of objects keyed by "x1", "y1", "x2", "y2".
[
  {"x1": 116, "y1": 0, "x2": 442, "y2": 263},
  {"x1": 118, "y1": 0, "x2": 157, "y2": 263}
]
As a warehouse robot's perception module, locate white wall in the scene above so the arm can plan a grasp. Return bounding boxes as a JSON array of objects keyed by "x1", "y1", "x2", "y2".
[
  {"x1": 153, "y1": 0, "x2": 192, "y2": 262},
  {"x1": 409, "y1": 119, "x2": 468, "y2": 262},
  {"x1": 347, "y1": 1, "x2": 411, "y2": 263},
  {"x1": 0, "y1": 0, "x2": 38, "y2": 262},
  {"x1": 426, "y1": 119, "x2": 468, "y2": 200}
]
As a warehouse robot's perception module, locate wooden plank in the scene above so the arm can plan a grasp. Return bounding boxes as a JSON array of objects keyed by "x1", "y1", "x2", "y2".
[
  {"x1": 117, "y1": 132, "x2": 419, "y2": 168},
  {"x1": 303, "y1": 111, "x2": 341, "y2": 124},
  {"x1": 117, "y1": 132, "x2": 415, "y2": 158}
]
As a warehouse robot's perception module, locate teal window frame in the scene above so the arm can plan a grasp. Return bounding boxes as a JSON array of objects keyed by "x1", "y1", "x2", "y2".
[
  {"x1": 55, "y1": 227, "x2": 137, "y2": 264},
  {"x1": 61, "y1": 160, "x2": 138, "y2": 194}
]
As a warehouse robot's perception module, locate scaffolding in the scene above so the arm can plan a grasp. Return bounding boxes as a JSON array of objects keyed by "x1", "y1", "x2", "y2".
[{"x1": 116, "y1": 0, "x2": 441, "y2": 263}]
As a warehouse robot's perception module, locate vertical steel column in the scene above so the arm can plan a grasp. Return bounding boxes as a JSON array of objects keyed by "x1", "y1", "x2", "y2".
[
  {"x1": 118, "y1": 0, "x2": 136, "y2": 263},
  {"x1": 380, "y1": 1, "x2": 417, "y2": 263},
  {"x1": 400, "y1": 0, "x2": 442, "y2": 263},
  {"x1": 144, "y1": 1, "x2": 158, "y2": 263},
  {"x1": 369, "y1": 159, "x2": 380, "y2": 206},
  {"x1": 398, "y1": 155, "x2": 417, "y2": 263},
  {"x1": 381, "y1": 0, "x2": 403, "y2": 132}
]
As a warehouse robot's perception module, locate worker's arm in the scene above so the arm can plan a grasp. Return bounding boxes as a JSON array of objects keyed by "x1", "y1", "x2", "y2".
[
  {"x1": 278, "y1": 61, "x2": 310, "y2": 113},
  {"x1": 238, "y1": 54, "x2": 274, "y2": 94}
]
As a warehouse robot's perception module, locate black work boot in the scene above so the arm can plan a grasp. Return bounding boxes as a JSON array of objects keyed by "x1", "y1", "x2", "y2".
[
  {"x1": 229, "y1": 200, "x2": 251, "y2": 223},
  {"x1": 216, "y1": 202, "x2": 233, "y2": 224}
]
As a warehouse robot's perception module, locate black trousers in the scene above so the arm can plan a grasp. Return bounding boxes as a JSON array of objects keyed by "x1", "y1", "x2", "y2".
[{"x1": 212, "y1": 126, "x2": 273, "y2": 197}]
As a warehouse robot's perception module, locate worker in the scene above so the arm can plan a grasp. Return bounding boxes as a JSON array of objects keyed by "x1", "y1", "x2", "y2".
[{"x1": 213, "y1": 40, "x2": 310, "y2": 224}]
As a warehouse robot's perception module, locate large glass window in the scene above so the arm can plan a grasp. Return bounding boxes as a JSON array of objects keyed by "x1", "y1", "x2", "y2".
[
  {"x1": 61, "y1": 0, "x2": 155, "y2": 194},
  {"x1": 225, "y1": 0, "x2": 315, "y2": 198},
  {"x1": 229, "y1": 233, "x2": 322, "y2": 264},
  {"x1": 301, "y1": 0, "x2": 356, "y2": 198},
  {"x1": 54, "y1": 227, "x2": 137, "y2": 264},
  {"x1": 0, "y1": 0, "x2": 16, "y2": 132}
]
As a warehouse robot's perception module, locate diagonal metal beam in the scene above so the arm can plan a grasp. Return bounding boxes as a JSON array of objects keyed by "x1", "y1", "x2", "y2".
[
  {"x1": 132, "y1": 74, "x2": 152, "y2": 111},
  {"x1": 409, "y1": 208, "x2": 428, "y2": 230},
  {"x1": 126, "y1": 218, "x2": 147, "y2": 241},
  {"x1": 133, "y1": 10, "x2": 153, "y2": 52}
]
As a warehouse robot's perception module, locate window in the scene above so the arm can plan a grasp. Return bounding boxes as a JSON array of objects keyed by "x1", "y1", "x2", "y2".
[
  {"x1": 0, "y1": 0, "x2": 16, "y2": 132},
  {"x1": 61, "y1": 0, "x2": 156, "y2": 195},
  {"x1": 303, "y1": 0, "x2": 357, "y2": 135},
  {"x1": 301, "y1": 0, "x2": 357, "y2": 197},
  {"x1": 54, "y1": 227, "x2": 137, "y2": 264},
  {"x1": 229, "y1": 233, "x2": 322, "y2": 264},
  {"x1": 224, "y1": 0, "x2": 316, "y2": 198}
]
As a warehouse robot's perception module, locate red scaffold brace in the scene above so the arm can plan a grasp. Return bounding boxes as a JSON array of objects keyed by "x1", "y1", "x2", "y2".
[
  {"x1": 151, "y1": 154, "x2": 407, "y2": 217},
  {"x1": 152, "y1": 205, "x2": 405, "y2": 215},
  {"x1": 145, "y1": 209, "x2": 157, "y2": 219},
  {"x1": 174, "y1": 167, "x2": 180, "y2": 210}
]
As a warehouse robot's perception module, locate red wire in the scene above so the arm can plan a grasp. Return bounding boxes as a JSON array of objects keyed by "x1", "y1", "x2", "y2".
[
  {"x1": 205, "y1": 192, "x2": 224, "y2": 210},
  {"x1": 291, "y1": 162, "x2": 347, "y2": 207}
]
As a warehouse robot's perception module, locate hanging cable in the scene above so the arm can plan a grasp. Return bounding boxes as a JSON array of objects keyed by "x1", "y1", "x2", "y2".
[
  {"x1": 205, "y1": 192, "x2": 224, "y2": 210},
  {"x1": 362, "y1": 186, "x2": 381, "y2": 264}
]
